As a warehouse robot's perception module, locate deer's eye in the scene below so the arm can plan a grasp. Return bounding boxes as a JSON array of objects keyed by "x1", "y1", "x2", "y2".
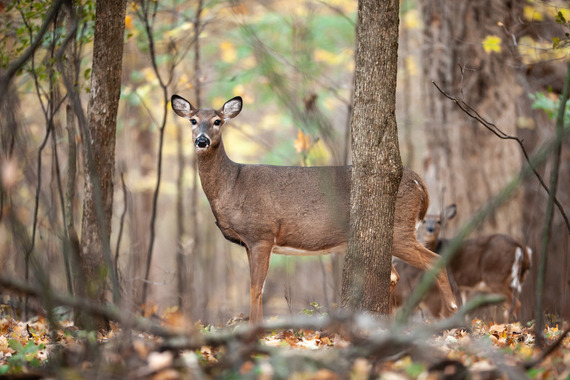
[
  {"x1": 214, "y1": 119, "x2": 221, "y2": 126},
  {"x1": 191, "y1": 119, "x2": 197, "y2": 125}
]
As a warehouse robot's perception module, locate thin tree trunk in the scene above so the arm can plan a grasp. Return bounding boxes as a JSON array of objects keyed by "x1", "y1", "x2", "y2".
[
  {"x1": 63, "y1": 3, "x2": 81, "y2": 297},
  {"x1": 534, "y1": 60, "x2": 570, "y2": 345},
  {"x1": 78, "y1": 0, "x2": 126, "y2": 329},
  {"x1": 187, "y1": 0, "x2": 204, "y2": 318}
]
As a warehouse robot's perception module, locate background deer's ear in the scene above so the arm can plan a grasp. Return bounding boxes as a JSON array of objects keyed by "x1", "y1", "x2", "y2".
[
  {"x1": 171, "y1": 95, "x2": 195, "y2": 119},
  {"x1": 443, "y1": 204, "x2": 457, "y2": 221},
  {"x1": 222, "y1": 96, "x2": 242, "y2": 120}
]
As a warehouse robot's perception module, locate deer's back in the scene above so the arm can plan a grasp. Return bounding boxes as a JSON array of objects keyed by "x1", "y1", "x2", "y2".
[
  {"x1": 211, "y1": 163, "x2": 426, "y2": 251},
  {"x1": 449, "y1": 234, "x2": 525, "y2": 287}
]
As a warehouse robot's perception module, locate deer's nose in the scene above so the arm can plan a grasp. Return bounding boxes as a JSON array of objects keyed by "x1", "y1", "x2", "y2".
[{"x1": 195, "y1": 135, "x2": 210, "y2": 148}]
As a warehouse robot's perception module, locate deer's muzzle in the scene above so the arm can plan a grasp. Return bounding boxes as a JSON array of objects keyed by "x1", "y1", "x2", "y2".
[{"x1": 195, "y1": 135, "x2": 210, "y2": 148}]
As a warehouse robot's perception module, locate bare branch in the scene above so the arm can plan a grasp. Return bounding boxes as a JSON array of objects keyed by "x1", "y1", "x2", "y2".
[
  {"x1": 137, "y1": 0, "x2": 185, "y2": 306},
  {"x1": 0, "y1": 275, "x2": 180, "y2": 338},
  {"x1": 398, "y1": 126, "x2": 570, "y2": 323},
  {"x1": 534, "y1": 59, "x2": 570, "y2": 346},
  {"x1": 525, "y1": 325, "x2": 570, "y2": 369},
  {"x1": 115, "y1": 172, "x2": 128, "y2": 287},
  {"x1": 432, "y1": 81, "x2": 570, "y2": 233},
  {"x1": 0, "y1": 0, "x2": 66, "y2": 104}
]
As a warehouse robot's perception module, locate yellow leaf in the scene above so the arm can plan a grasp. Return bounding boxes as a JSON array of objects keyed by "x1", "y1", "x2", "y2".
[
  {"x1": 294, "y1": 130, "x2": 310, "y2": 153},
  {"x1": 314, "y1": 48, "x2": 337, "y2": 64},
  {"x1": 125, "y1": 15, "x2": 133, "y2": 30},
  {"x1": 403, "y1": 9, "x2": 422, "y2": 30},
  {"x1": 482, "y1": 35, "x2": 502, "y2": 54},
  {"x1": 220, "y1": 41, "x2": 237, "y2": 63},
  {"x1": 523, "y1": 5, "x2": 543, "y2": 21},
  {"x1": 405, "y1": 56, "x2": 419, "y2": 76},
  {"x1": 326, "y1": 0, "x2": 356, "y2": 14}
]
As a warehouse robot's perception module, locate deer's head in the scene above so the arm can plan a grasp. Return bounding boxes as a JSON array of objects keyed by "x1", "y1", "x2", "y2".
[
  {"x1": 420, "y1": 204, "x2": 456, "y2": 248},
  {"x1": 171, "y1": 95, "x2": 243, "y2": 152}
]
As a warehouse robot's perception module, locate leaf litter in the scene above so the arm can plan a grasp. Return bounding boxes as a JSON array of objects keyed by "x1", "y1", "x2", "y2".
[{"x1": 0, "y1": 310, "x2": 569, "y2": 379}]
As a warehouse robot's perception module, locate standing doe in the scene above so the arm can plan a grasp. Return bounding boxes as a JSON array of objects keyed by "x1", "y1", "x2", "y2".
[
  {"x1": 394, "y1": 204, "x2": 532, "y2": 321},
  {"x1": 171, "y1": 94, "x2": 458, "y2": 323}
]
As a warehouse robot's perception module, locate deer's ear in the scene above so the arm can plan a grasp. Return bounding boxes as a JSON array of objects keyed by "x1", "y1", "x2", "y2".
[
  {"x1": 171, "y1": 95, "x2": 196, "y2": 119},
  {"x1": 222, "y1": 96, "x2": 242, "y2": 120},
  {"x1": 443, "y1": 204, "x2": 457, "y2": 221}
]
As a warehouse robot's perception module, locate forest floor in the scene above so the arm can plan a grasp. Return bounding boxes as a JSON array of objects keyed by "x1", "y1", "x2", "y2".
[{"x1": 1, "y1": 308, "x2": 569, "y2": 379}]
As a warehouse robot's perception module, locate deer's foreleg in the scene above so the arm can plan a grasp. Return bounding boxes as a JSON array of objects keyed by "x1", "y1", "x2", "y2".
[{"x1": 246, "y1": 242, "x2": 272, "y2": 324}]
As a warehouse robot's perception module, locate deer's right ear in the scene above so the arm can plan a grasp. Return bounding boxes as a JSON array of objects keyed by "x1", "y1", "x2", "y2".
[
  {"x1": 171, "y1": 95, "x2": 196, "y2": 119},
  {"x1": 222, "y1": 96, "x2": 242, "y2": 120},
  {"x1": 443, "y1": 204, "x2": 457, "y2": 221}
]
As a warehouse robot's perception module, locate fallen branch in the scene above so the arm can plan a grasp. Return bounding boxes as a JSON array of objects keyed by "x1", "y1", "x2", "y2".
[
  {"x1": 524, "y1": 325, "x2": 570, "y2": 370},
  {"x1": 0, "y1": 275, "x2": 181, "y2": 338}
]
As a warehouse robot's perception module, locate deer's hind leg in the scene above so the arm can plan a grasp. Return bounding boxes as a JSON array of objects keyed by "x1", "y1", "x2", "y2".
[{"x1": 392, "y1": 239, "x2": 458, "y2": 317}]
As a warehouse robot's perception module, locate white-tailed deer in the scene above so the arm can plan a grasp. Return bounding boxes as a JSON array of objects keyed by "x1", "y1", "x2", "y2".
[
  {"x1": 394, "y1": 204, "x2": 532, "y2": 321},
  {"x1": 171, "y1": 94, "x2": 458, "y2": 323}
]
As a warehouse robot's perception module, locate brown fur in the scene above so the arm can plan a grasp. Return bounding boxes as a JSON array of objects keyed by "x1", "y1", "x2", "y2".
[
  {"x1": 172, "y1": 95, "x2": 458, "y2": 323},
  {"x1": 394, "y1": 204, "x2": 532, "y2": 321}
]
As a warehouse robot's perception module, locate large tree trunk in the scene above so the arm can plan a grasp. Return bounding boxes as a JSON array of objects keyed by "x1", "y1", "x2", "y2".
[
  {"x1": 78, "y1": 0, "x2": 126, "y2": 329},
  {"x1": 421, "y1": 1, "x2": 524, "y2": 240},
  {"x1": 342, "y1": 0, "x2": 401, "y2": 314},
  {"x1": 420, "y1": 0, "x2": 570, "y2": 321}
]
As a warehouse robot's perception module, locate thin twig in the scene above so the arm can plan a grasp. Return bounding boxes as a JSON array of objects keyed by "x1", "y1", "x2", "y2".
[
  {"x1": 0, "y1": 0, "x2": 66, "y2": 104},
  {"x1": 432, "y1": 81, "x2": 570, "y2": 233},
  {"x1": 138, "y1": 0, "x2": 182, "y2": 306},
  {"x1": 524, "y1": 325, "x2": 570, "y2": 369},
  {"x1": 397, "y1": 127, "x2": 570, "y2": 324},
  {"x1": 115, "y1": 172, "x2": 128, "y2": 287},
  {"x1": 534, "y1": 60, "x2": 570, "y2": 346}
]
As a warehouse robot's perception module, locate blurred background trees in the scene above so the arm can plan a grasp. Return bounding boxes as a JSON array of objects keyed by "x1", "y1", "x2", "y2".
[{"x1": 0, "y1": 0, "x2": 568, "y2": 326}]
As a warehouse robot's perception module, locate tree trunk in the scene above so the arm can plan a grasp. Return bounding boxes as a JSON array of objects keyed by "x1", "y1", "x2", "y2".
[
  {"x1": 420, "y1": 1, "x2": 524, "y2": 239},
  {"x1": 342, "y1": 0, "x2": 402, "y2": 314},
  {"x1": 420, "y1": 1, "x2": 570, "y2": 321},
  {"x1": 78, "y1": 0, "x2": 126, "y2": 329}
]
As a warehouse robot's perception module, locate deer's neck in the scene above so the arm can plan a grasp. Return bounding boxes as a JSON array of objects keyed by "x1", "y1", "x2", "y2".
[{"x1": 195, "y1": 140, "x2": 239, "y2": 202}]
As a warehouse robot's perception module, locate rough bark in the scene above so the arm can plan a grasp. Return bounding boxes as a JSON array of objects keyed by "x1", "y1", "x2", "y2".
[
  {"x1": 78, "y1": 0, "x2": 126, "y2": 329},
  {"x1": 421, "y1": 1, "x2": 524, "y2": 240},
  {"x1": 420, "y1": 0, "x2": 570, "y2": 320},
  {"x1": 342, "y1": 0, "x2": 402, "y2": 314}
]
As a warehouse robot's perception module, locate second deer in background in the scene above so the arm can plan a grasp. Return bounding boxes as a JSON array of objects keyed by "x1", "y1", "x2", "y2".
[{"x1": 393, "y1": 204, "x2": 533, "y2": 321}]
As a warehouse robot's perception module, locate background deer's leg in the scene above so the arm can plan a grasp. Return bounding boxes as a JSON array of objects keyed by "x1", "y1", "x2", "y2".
[
  {"x1": 246, "y1": 242, "x2": 272, "y2": 324},
  {"x1": 389, "y1": 264, "x2": 400, "y2": 314},
  {"x1": 393, "y1": 240, "x2": 458, "y2": 316},
  {"x1": 388, "y1": 264, "x2": 400, "y2": 314},
  {"x1": 488, "y1": 281, "x2": 518, "y2": 322}
]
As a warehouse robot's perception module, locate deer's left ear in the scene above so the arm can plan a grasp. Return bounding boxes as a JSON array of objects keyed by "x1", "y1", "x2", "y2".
[
  {"x1": 443, "y1": 204, "x2": 457, "y2": 220},
  {"x1": 222, "y1": 96, "x2": 242, "y2": 120}
]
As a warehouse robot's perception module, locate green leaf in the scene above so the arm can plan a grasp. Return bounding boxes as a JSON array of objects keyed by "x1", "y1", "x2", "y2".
[
  {"x1": 0, "y1": 365, "x2": 9, "y2": 375},
  {"x1": 555, "y1": 11, "x2": 566, "y2": 25},
  {"x1": 23, "y1": 340, "x2": 40, "y2": 355},
  {"x1": 8, "y1": 339, "x2": 24, "y2": 353}
]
